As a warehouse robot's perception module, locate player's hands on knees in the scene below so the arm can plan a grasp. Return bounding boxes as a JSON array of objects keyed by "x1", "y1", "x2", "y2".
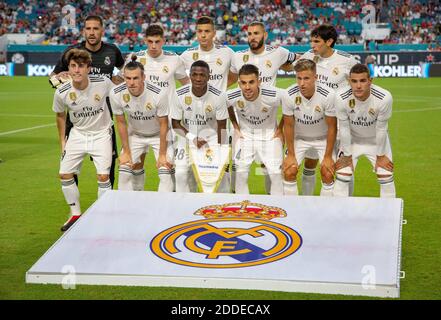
[
  {"x1": 321, "y1": 156, "x2": 335, "y2": 176},
  {"x1": 375, "y1": 155, "x2": 393, "y2": 172},
  {"x1": 335, "y1": 155, "x2": 353, "y2": 171},
  {"x1": 283, "y1": 155, "x2": 298, "y2": 175},
  {"x1": 119, "y1": 150, "x2": 133, "y2": 168},
  {"x1": 157, "y1": 155, "x2": 173, "y2": 170},
  {"x1": 195, "y1": 138, "x2": 208, "y2": 149}
]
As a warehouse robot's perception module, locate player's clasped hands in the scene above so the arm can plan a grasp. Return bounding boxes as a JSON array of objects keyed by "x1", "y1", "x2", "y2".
[{"x1": 282, "y1": 155, "x2": 298, "y2": 178}]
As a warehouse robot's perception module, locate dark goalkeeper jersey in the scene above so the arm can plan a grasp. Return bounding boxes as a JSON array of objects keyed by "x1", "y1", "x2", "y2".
[{"x1": 53, "y1": 41, "x2": 125, "y2": 78}]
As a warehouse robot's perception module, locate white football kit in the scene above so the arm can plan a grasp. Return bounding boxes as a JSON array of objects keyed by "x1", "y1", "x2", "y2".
[
  {"x1": 282, "y1": 84, "x2": 336, "y2": 164},
  {"x1": 227, "y1": 86, "x2": 284, "y2": 195},
  {"x1": 53, "y1": 75, "x2": 113, "y2": 175},
  {"x1": 170, "y1": 84, "x2": 229, "y2": 192}
]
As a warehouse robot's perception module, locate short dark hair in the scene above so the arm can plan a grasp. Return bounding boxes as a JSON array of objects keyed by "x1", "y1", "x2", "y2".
[
  {"x1": 66, "y1": 48, "x2": 92, "y2": 66},
  {"x1": 145, "y1": 24, "x2": 164, "y2": 38},
  {"x1": 350, "y1": 63, "x2": 370, "y2": 76},
  {"x1": 85, "y1": 15, "x2": 103, "y2": 27},
  {"x1": 294, "y1": 59, "x2": 316, "y2": 73},
  {"x1": 196, "y1": 16, "x2": 214, "y2": 27},
  {"x1": 238, "y1": 64, "x2": 259, "y2": 78},
  {"x1": 311, "y1": 24, "x2": 338, "y2": 48},
  {"x1": 124, "y1": 55, "x2": 144, "y2": 73},
  {"x1": 190, "y1": 60, "x2": 210, "y2": 73},
  {"x1": 248, "y1": 21, "x2": 265, "y2": 31}
]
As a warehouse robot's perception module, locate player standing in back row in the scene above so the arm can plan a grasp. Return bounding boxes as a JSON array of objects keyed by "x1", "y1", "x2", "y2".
[{"x1": 298, "y1": 24, "x2": 358, "y2": 196}]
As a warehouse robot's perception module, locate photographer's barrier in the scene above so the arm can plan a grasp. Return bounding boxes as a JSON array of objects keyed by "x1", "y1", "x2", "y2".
[{"x1": 26, "y1": 191, "x2": 403, "y2": 298}]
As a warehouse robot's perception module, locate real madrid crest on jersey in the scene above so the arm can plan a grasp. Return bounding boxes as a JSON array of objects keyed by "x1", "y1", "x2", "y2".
[
  {"x1": 205, "y1": 148, "x2": 213, "y2": 163},
  {"x1": 163, "y1": 66, "x2": 169, "y2": 73},
  {"x1": 368, "y1": 108, "x2": 376, "y2": 116},
  {"x1": 216, "y1": 58, "x2": 223, "y2": 66},
  {"x1": 69, "y1": 92, "x2": 77, "y2": 101},
  {"x1": 139, "y1": 58, "x2": 146, "y2": 65},
  {"x1": 243, "y1": 54, "x2": 249, "y2": 63},
  {"x1": 193, "y1": 52, "x2": 199, "y2": 61},
  {"x1": 185, "y1": 96, "x2": 192, "y2": 105},
  {"x1": 265, "y1": 60, "x2": 272, "y2": 68},
  {"x1": 295, "y1": 96, "x2": 302, "y2": 105},
  {"x1": 123, "y1": 93, "x2": 131, "y2": 103},
  {"x1": 104, "y1": 56, "x2": 111, "y2": 66},
  {"x1": 94, "y1": 94, "x2": 101, "y2": 102},
  {"x1": 237, "y1": 100, "x2": 245, "y2": 109},
  {"x1": 313, "y1": 56, "x2": 320, "y2": 63},
  {"x1": 349, "y1": 99, "x2": 355, "y2": 108},
  {"x1": 332, "y1": 67, "x2": 339, "y2": 75},
  {"x1": 261, "y1": 107, "x2": 269, "y2": 113},
  {"x1": 314, "y1": 105, "x2": 321, "y2": 113},
  {"x1": 146, "y1": 102, "x2": 154, "y2": 111},
  {"x1": 205, "y1": 105, "x2": 213, "y2": 113},
  {"x1": 150, "y1": 200, "x2": 303, "y2": 268}
]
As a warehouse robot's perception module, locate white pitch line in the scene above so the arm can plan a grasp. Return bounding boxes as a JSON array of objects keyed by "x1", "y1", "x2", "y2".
[
  {"x1": 394, "y1": 107, "x2": 441, "y2": 113},
  {"x1": 0, "y1": 123, "x2": 55, "y2": 137},
  {"x1": 0, "y1": 113, "x2": 53, "y2": 118}
]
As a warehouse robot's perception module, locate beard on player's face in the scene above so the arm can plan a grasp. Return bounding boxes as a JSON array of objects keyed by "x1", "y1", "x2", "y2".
[{"x1": 248, "y1": 37, "x2": 264, "y2": 51}]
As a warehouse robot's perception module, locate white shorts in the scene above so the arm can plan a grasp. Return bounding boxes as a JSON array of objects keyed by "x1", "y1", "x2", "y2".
[
  {"x1": 125, "y1": 133, "x2": 174, "y2": 165},
  {"x1": 293, "y1": 137, "x2": 336, "y2": 165},
  {"x1": 233, "y1": 137, "x2": 283, "y2": 174},
  {"x1": 60, "y1": 127, "x2": 113, "y2": 175},
  {"x1": 339, "y1": 136, "x2": 393, "y2": 175}
]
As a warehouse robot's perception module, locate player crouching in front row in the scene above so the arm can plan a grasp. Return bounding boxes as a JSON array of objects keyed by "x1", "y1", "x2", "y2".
[
  {"x1": 282, "y1": 59, "x2": 337, "y2": 196},
  {"x1": 333, "y1": 64, "x2": 396, "y2": 198},
  {"x1": 53, "y1": 49, "x2": 114, "y2": 231}
]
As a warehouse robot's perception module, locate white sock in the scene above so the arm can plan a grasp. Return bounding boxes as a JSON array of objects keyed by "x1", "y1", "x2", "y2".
[
  {"x1": 262, "y1": 166, "x2": 271, "y2": 194},
  {"x1": 283, "y1": 180, "x2": 298, "y2": 195},
  {"x1": 158, "y1": 167, "x2": 174, "y2": 192},
  {"x1": 118, "y1": 165, "x2": 133, "y2": 190},
  {"x1": 320, "y1": 181, "x2": 335, "y2": 196},
  {"x1": 217, "y1": 169, "x2": 231, "y2": 193},
  {"x1": 175, "y1": 168, "x2": 190, "y2": 193},
  {"x1": 235, "y1": 171, "x2": 249, "y2": 194},
  {"x1": 132, "y1": 169, "x2": 145, "y2": 191},
  {"x1": 269, "y1": 173, "x2": 283, "y2": 195},
  {"x1": 302, "y1": 168, "x2": 316, "y2": 195},
  {"x1": 378, "y1": 176, "x2": 396, "y2": 198},
  {"x1": 98, "y1": 179, "x2": 111, "y2": 198},
  {"x1": 333, "y1": 174, "x2": 351, "y2": 197},
  {"x1": 349, "y1": 175, "x2": 355, "y2": 196},
  {"x1": 61, "y1": 178, "x2": 81, "y2": 215}
]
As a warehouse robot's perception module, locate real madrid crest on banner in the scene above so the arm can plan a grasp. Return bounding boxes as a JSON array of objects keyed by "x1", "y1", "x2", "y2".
[
  {"x1": 123, "y1": 93, "x2": 131, "y2": 103},
  {"x1": 349, "y1": 99, "x2": 355, "y2": 108},
  {"x1": 243, "y1": 54, "x2": 249, "y2": 63},
  {"x1": 193, "y1": 52, "x2": 199, "y2": 61},
  {"x1": 150, "y1": 200, "x2": 303, "y2": 268},
  {"x1": 163, "y1": 66, "x2": 169, "y2": 73},
  {"x1": 185, "y1": 96, "x2": 192, "y2": 105},
  {"x1": 295, "y1": 96, "x2": 302, "y2": 105},
  {"x1": 69, "y1": 92, "x2": 77, "y2": 101},
  {"x1": 94, "y1": 94, "x2": 101, "y2": 102}
]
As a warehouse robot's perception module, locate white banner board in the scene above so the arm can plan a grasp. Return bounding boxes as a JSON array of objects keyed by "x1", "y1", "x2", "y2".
[{"x1": 26, "y1": 191, "x2": 403, "y2": 298}]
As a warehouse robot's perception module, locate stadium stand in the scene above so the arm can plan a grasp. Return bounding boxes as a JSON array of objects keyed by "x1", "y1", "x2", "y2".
[{"x1": 0, "y1": 0, "x2": 440, "y2": 47}]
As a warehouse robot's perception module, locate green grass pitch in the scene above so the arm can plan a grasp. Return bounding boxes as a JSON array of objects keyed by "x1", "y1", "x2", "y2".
[{"x1": 0, "y1": 76, "x2": 440, "y2": 300}]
